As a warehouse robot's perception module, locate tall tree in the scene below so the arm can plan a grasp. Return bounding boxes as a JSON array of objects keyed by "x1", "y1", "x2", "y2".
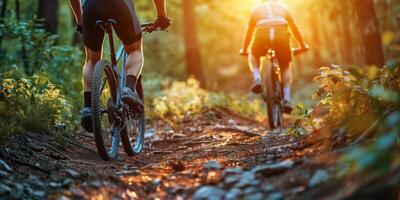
[
  {"x1": 37, "y1": 0, "x2": 59, "y2": 34},
  {"x1": 338, "y1": 0, "x2": 354, "y2": 65},
  {"x1": 352, "y1": 0, "x2": 385, "y2": 66},
  {"x1": 182, "y1": 0, "x2": 205, "y2": 87}
]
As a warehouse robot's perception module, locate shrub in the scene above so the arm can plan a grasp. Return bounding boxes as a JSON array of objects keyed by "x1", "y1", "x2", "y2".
[
  {"x1": 0, "y1": 71, "x2": 73, "y2": 140},
  {"x1": 147, "y1": 78, "x2": 265, "y2": 122}
]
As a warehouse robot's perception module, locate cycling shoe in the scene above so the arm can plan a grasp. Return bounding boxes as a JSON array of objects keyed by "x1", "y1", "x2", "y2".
[
  {"x1": 250, "y1": 79, "x2": 263, "y2": 94},
  {"x1": 80, "y1": 107, "x2": 93, "y2": 132},
  {"x1": 283, "y1": 100, "x2": 293, "y2": 114},
  {"x1": 121, "y1": 87, "x2": 144, "y2": 114}
]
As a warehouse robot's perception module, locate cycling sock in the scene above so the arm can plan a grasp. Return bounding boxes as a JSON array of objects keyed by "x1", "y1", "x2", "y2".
[
  {"x1": 84, "y1": 92, "x2": 91, "y2": 107},
  {"x1": 126, "y1": 75, "x2": 137, "y2": 91},
  {"x1": 283, "y1": 86, "x2": 291, "y2": 101},
  {"x1": 252, "y1": 68, "x2": 261, "y2": 82}
]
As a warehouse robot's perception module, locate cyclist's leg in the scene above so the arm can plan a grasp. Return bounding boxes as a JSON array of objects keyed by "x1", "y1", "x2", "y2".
[
  {"x1": 274, "y1": 27, "x2": 292, "y2": 102},
  {"x1": 249, "y1": 54, "x2": 262, "y2": 82},
  {"x1": 276, "y1": 36, "x2": 293, "y2": 113},
  {"x1": 124, "y1": 40, "x2": 143, "y2": 90},
  {"x1": 281, "y1": 63, "x2": 292, "y2": 102},
  {"x1": 112, "y1": 0, "x2": 142, "y2": 91},
  {"x1": 250, "y1": 29, "x2": 269, "y2": 93},
  {"x1": 111, "y1": 0, "x2": 144, "y2": 112},
  {"x1": 82, "y1": 0, "x2": 105, "y2": 108}
]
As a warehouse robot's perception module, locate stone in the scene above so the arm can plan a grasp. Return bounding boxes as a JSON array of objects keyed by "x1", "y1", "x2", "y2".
[
  {"x1": 70, "y1": 188, "x2": 85, "y2": 198},
  {"x1": 27, "y1": 176, "x2": 46, "y2": 189},
  {"x1": 243, "y1": 187, "x2": 258, "y2": 195},
  {"x1": 224, "y1": 188, "x2": 241, "y2": 200},
  {"x1": 251, "y1": 160, "x2": 294, "y2": 176},
  {"x1": 261, "y1": 183, "x2": 274, "y2": 193},
  {"x1": 56, "y1": 195, "x2": 72, "y2": 200},
  {"x1": 0, "y1": 159, "x2": 12, "y2": 172},
  {"x1": 193, "y1": 186, "x2": 225, "y2": 200},
  {"x1": 0, "y1": 183, "x2": 11, "y2": 195},
  {"x1": 243, "y1": 192, "x2": 263, "y2": 200},
  {"x1": 62, "y1": 178, "x2": 74, "y2": 187},
  {"x1": 203, "y1": 160, "x2": 222, "y2": 170},
  {"x1": 308, "y1": 169, "x2": 329, "y2": 188},
  {"x1": 224, "y1": 175, "x2": 241, "y2": 187},
  {"x1": 115, "y1": 170, "x2": 140, "y2": 176},
  {"x1": 65, "y1": 169, "x2": 81, "y2": 179},
  {"x1": 235, "y1": 171, "x2": 259, "y2": 188},
  {"x1": 33, "y1": 190, "x2": 46, "y2": 199},
  {"x1": 224, "y1": 168, "x2": 243, "y2": 175},
  {"x1": 49, "y1": 181, "x2": 62, "y2": 188},
  {"x1": 89, "y1": 180, "x2": 102, "y2": 188},
  {"x1": 152, "y1": 178, "x2": 161, "y2": 186},
  {"x1": 266, "y1": 192, "x2": 283, "y2": 200},
  {"x1": 0, "y1": 170, "x2": 8, "y2": 179}
]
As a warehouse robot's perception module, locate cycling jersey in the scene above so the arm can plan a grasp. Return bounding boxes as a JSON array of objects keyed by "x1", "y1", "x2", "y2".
[
  {"x1": 244, "y1": 1, "x2": 305, "y2": 65},
  {"x1": 82, "y1": 0, "x2": 141, "y2": 52}
]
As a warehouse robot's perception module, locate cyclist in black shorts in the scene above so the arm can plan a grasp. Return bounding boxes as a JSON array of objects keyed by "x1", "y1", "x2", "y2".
[
  {"x1": 69, "y1": 0, "x2": 170, "y2": 132},
  {"x1": 240, "y1": 0, "x2": 308, "y2": 113}
]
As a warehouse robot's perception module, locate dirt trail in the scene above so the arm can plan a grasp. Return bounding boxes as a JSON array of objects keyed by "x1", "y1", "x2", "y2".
[{"x1": 0, "y1": 109, "x2": 341, "y2": 200}]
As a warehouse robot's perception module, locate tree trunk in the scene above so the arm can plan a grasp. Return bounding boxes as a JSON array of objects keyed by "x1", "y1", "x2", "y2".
[
  {"x1": 308, "y1": 8, "x2": 323, "y2": 67},
  {"x1": 339, "y1": 0, "x2": 353, "y2": 65},
  {"x1": 0, "y1": 0, "x2": 7, "y2": 48},
  {"x1": 37, "y1": 0, "x2": 59, "y2": 34},
  {"x1": 352, "y1": 0, "x2": 385, "y2": 66},
  {"x1": 182, "y1": 0, "x2": 205, "y2": 87}
]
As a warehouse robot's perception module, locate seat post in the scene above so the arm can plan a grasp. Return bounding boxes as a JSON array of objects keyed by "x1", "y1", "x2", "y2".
[{"x1": 107, "y1": 29, "x2": 117, "y2": 66}]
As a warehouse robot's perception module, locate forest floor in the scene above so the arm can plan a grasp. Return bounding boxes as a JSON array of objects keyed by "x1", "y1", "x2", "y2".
[{"x1": 0, "y1": 108, "x2": 396, "y2": 200}]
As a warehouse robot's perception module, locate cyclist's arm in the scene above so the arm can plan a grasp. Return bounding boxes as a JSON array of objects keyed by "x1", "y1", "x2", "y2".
[
  {"x1": 285, "y1": 11, "x2": 306, "y2": 48},
  {"x1": 242, "y1": 12, "x2": 257, "y2": 51},
  {"x1": 152, "y1": 0, "x2": 167, "y2": 17},
  {"x1": 69, "y1": 0, "x2": 82, "y2": 25}
]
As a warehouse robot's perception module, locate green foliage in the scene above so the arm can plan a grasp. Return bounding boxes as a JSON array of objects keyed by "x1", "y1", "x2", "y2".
[
  {"x1": 147, "y1": 78, "x2": 265, "y2": 121},
  {"x1": 0, "y1": 72, "x2": 73, "y2": 140},
  {"x1": 305, "y1": 63, "x2": 400, "y2": 177},
  {"x1": 286, "y1": 102, "x2": 320, "y2": 136},
  {"x1": 0, "y1": 16, "x2": 83, "y2": 123}
]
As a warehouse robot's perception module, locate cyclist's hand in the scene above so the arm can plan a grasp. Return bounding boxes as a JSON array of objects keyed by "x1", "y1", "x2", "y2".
[
  {"x1": 154, "y1": 16, "x2": 171, "y2": 30},
  {"x1": 239, "y1": 49, "x2": 248, "y2": 56},
  {"x1": 300, "y1": 44, "x2": 310, "y2": 51},
  {"x1": 76, "y1": 24, "x2": 83, "y2": 34}
]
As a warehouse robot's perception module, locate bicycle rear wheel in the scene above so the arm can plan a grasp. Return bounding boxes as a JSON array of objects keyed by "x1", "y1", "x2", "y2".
[
  {"x1": 265, "y1": 60, "x2": 283, "y2": 129},
  {"x1": 92, "y1": 60, "x2": 120, "y2": 161},
  {"x1": 121, "y1": 76, "x2": 145, "y2": 156}
]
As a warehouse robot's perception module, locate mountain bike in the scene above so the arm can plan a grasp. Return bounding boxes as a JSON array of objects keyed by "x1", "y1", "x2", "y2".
[
  {"x1": 263, "y1": 47, "x2": 307, "y2": 129},
  {"x1": 241, "y1": 33, "x2": 308, "y2": 129},
  {"x1": 91, "y1": 19, "x2": 160, "y2": 161}
]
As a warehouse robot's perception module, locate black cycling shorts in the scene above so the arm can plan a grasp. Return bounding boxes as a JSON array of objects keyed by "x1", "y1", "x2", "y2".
[
  {"x1": 251, "y1": 26, "x2": 292, "y2": 67},
  {"x1": 82, "y1": 0, "x2": 142, "y2": 52}
]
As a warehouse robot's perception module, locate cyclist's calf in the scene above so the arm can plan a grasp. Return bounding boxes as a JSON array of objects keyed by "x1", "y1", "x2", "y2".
[
  {"x1": 83, "y1": 48, "x2": 102, "y2": 92},
  {"x1": 124, "y1": 40, "x2": 143, "y2": 78}
]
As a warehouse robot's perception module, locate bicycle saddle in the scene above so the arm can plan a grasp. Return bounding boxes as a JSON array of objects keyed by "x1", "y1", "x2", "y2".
[{"x1": 95, "y1": 19, "x2": 117, "y2": 27}]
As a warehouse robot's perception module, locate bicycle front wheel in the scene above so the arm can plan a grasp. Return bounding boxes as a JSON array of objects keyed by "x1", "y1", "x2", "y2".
[
  {"x1": 121, "y1": 77, "x2": 145, "y2": 156},
  {"x1": 92, "y1": 60, "x2": 120, "y2": 161},
  {"x1": 265, "y1": 61, "x2": 283, "y2": 129}
]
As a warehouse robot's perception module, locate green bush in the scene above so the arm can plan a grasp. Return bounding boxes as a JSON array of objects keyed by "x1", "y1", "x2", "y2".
[
  {"x1": 146, "y1": 78, "x2": 265, "y2": 121},
  {"x1": 0, "y1": 71, "x2": 73, "y2": 140}
]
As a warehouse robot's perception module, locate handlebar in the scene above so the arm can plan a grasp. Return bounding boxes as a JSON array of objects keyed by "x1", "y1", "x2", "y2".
[
  {"x1": 141, "y1": 22, "x2": 170, "y2": 33},
  {"x1": 292, "y1": 47, "x2": 309, "y2": 56},
  {"x1": 239, "y1": 47, "x2": 309, "y2": 57}
]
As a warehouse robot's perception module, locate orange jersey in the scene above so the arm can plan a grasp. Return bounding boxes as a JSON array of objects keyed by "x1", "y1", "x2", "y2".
[{"x1": 243, "y1": 1, "x2": 305, "y2": 51}]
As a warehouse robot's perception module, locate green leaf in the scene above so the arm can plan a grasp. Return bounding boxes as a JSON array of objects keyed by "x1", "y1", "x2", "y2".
[{"x1": 296, "y1": 102, "x2": 305, "y2": 110}]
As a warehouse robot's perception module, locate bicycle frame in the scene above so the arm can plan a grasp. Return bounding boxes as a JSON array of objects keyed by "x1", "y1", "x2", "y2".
[{"x1": 98, "y1": 20, "x2": 129, "y2": 108}]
